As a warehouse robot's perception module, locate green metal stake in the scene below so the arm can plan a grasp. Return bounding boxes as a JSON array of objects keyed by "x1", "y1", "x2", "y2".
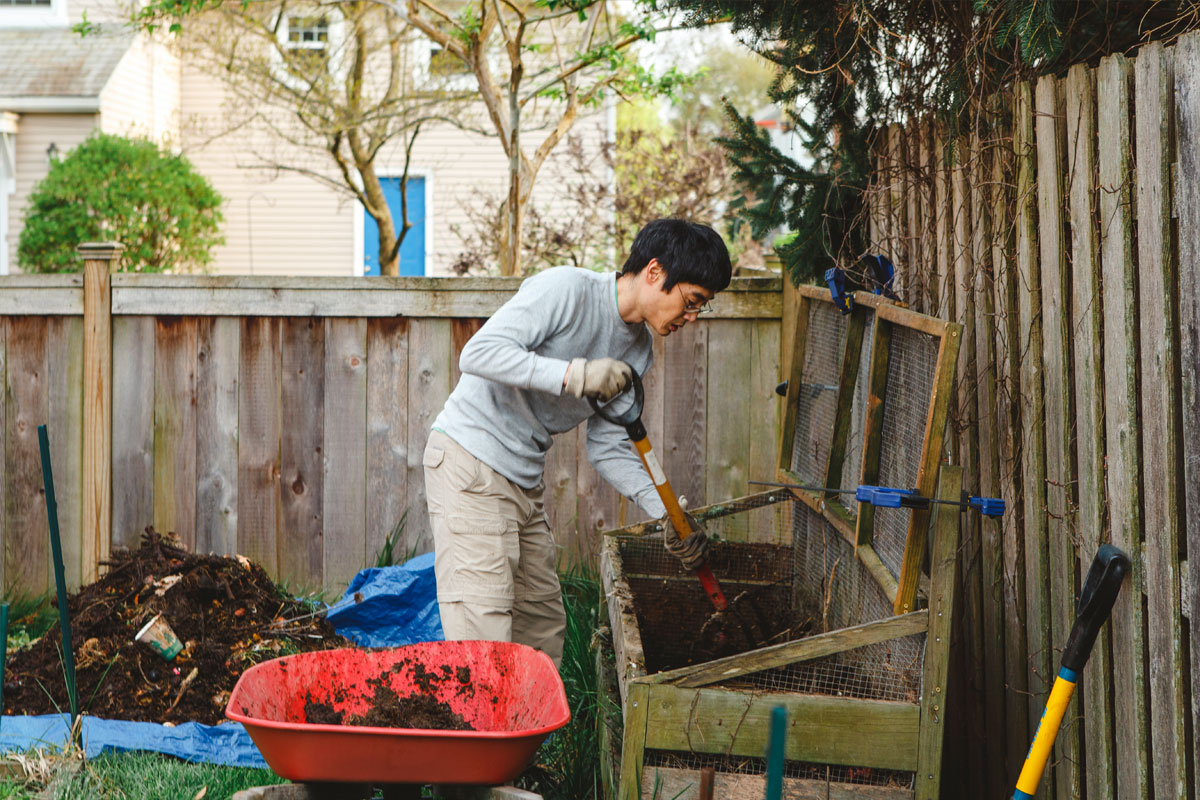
[
  {"x1": 0, "y1": 602, "x2": 8, "y2": 719},
  {"x1": 764, "y1": 705, "x2": 786, "y2": 800},
  {"x1": 38, "y1": 425, "x2": 78, "y2": 729}
]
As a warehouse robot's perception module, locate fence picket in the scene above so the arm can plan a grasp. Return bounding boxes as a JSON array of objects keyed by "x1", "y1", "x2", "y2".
[
  {"x1": 237, "y1": 317, "x2": 282, "y2": 574},
  {"x1": 279, "y1": 318, "x2": 325, "y2": 589},
  {"x1": 1098, "y1": 52, "x2": 1152, "y2": 799},
  {"x1": 4, "y1": 318, "x2": 49, "y2": 595},
  {"x1": 1134, "y1": 42, "x2": 1189, "y2": 800},
  {"x1": 112, "y1": 316, "x2": 155, "y2": 552},
  {"x1": 1066, "y1": 60, "x2": 1116, "y2": 800},
  {"x1": 1035, "y1": 72, "x2": 1082, "y2": 800},
  {"x1": 1015, "y1": 80, "x2": 1053, "y2": 745},
  {"x1": 366, "y1": 318, "x2": 410, "y2": 562},
  {"x1": 323, "y1": 318, "x2": 368, "y2": 591},
  {"x1": 46, "y1": 317, "x2": 83, "y2": 589},
  {"x1": 153, "y1": 318, "x2": 198, "y2": 551},
  {"x1": 970, "y1": 128, "x2": 1007, "y2": 788},
  {"x1": 0, "y1": 321, "x2": 6, "y2": 590},
  {"x1": 195, "y1": 317, "x2": 239, "y2": 557},
  {"x1": 992, "y1": 116, "x2": 1030, "y2": 783},
  {"x1": 1174, "y1": 32, "x2": 1200, "y2": 792},
  {"x1": 406, "y1": 319, "x2": 452, "y2": 554}
]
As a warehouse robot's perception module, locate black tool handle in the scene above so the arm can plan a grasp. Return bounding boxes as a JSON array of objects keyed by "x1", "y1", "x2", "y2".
[
  {"x1": 587, "y1": 365, "x2": 645, "y2": 440},
  {"x1": 1062, "y1": 544, "x2": 1130, "y2": 673}
]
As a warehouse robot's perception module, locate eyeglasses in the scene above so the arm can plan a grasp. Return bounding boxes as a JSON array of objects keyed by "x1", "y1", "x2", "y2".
[{"x1": 677, "y1": 285, "x2": 715, "y2": 315}]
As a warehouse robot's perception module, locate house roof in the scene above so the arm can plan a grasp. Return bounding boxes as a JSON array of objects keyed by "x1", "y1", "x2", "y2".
[{"x1": 0, "y1": 28, "x2": 134, "y2": 99}]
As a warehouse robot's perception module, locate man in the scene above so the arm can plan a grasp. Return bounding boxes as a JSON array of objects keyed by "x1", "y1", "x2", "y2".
[{"x1": 423, "y1": 219, "x2": 733, "y2": 667}]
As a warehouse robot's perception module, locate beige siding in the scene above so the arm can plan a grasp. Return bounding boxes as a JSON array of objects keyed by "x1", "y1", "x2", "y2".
[
  {"x1": 179, "y1": 61, "x2": 358, "y2": 276},
  {"x1": 99, "y1": 36, "x2": 181, "y2": 143},
  {"x1": 7, "y1": 113, "x2": 97, "y2": 273},
  {"x1": 68, "y1": 0, "x2": 131, "y2": 24}
]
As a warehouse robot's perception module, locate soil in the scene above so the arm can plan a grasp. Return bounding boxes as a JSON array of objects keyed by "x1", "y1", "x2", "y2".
[
  {"x1": 302, "y1": 662, "x2": 475, "y2": 731},
  {"x1": 4, "y1": 528, "x2": 349, "y2": 725}
]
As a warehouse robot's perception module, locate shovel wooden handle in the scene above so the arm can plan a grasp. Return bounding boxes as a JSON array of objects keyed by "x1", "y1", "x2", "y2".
[{"x1": 590, "y1": 367, "x2": 730, "y2": 613}]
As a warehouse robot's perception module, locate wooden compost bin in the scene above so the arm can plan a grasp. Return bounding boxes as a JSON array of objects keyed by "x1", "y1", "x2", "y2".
[{"x1": 600, "y1": 288, "x2": 963, "y2": 800}]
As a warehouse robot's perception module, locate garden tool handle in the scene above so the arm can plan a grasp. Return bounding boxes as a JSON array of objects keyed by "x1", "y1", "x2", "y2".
[
  {"x1": 590, "y1": 370, "x2": 729, "y2": 612},
  {"x1": 1012, "y1": 544, "x2": 1130, "y2": 800}
]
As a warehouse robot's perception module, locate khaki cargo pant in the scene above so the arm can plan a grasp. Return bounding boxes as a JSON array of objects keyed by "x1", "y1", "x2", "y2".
[{"x1": 423, "y1": 430, "x2": 566, "y2": 668}]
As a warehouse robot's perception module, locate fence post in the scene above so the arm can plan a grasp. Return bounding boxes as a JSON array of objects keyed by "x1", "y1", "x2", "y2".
[{"x1": 79, "y1": 242, "x2": 121, "y2": 583}]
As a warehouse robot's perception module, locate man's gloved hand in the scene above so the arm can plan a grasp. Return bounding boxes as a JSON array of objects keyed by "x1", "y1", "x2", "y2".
[
  {"x1": 565, "y1": 357, "x2": 633, "y2": 403},
  {"x1": 660, "y1": 496, "x2": 709, "y2": 570}
]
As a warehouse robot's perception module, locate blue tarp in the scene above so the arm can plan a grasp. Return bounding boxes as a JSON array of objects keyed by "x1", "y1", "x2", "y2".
[{"x1": 0, "y1": 554, "x2": 442, "y2": 767}]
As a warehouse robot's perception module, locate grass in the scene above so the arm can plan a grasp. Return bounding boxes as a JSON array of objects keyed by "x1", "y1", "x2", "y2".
[{"x1": 3, "y1": 592, "x2": 56, "y2": 655}]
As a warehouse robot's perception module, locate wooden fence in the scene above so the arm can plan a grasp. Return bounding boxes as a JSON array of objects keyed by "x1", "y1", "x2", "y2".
[
  {"x1": 0, "y1": 264, "x2": 783, "y2": 598},
  {"x1": 868, "y1": 32, "x2": 1200, "y2": 800}
]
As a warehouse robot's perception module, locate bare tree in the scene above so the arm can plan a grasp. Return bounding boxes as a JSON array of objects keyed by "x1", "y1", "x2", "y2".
[{"x1": 183, "y1": 0, "x2": 478, "y2": 275}]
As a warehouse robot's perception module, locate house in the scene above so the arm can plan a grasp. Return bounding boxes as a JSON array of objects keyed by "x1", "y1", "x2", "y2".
[{"x1": 0, "y1": 0, "x2": 612, "y2": 277}]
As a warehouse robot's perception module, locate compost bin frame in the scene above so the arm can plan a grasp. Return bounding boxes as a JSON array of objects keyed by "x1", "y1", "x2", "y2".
[{"x1": 600, "y1": 288, "x2": 963, "y2": 800}]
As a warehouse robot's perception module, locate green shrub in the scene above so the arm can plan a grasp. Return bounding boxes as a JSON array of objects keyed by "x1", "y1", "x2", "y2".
[{"x1": 18, "y1": 132, "x2": 223, "y2": 273}]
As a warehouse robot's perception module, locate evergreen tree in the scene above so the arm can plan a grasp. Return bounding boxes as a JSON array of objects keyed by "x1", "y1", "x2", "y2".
[{"x1": 669, "y1": 1, "x2": 1196, "y2": 285}]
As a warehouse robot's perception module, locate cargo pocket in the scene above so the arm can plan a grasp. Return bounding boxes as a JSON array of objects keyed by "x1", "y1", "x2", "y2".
[{"x1": 445, "y1": 514, "x2": 519, "y2": 606}]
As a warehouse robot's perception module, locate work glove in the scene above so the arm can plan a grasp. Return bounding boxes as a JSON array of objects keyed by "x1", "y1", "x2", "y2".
[
  {"x1": 565, "y1": 357, "x2": 633, "y2": 403},
  {"x1": 660, "y1": 496, "x2": 709, "y2": 571}
]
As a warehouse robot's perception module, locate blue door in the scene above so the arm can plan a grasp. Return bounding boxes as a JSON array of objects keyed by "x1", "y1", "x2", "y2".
[{"x1": 363, "y1": 176, "x2": 426, "y2": 276}]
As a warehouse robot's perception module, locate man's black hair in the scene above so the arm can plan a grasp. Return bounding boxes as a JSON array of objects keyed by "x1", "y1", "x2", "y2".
[{"x1": 620, "y1": 219, "x2": 732, "y2": 293}]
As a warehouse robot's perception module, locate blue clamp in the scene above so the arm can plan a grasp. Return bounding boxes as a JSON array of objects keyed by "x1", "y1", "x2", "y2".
[
  {"x1": 825, "y1": 267, "x2": 853, "y2": 314},
  {"x1": 855, "y1": 485, "x2": 928, "y2": 510},
  {"x1": 969, "y1": 495, "x2": 1006, "y2": 518},
  {"x1": 865, "y1": 254, "x2": 899, "y2": 300}
]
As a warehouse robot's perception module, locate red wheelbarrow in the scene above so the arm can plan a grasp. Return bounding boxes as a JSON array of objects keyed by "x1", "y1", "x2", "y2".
[{"x1": 226, "y1": 641, "x2": 569, "y2": 787}]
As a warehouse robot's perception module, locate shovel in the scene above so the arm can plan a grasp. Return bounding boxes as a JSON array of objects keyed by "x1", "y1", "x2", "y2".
[{"x1": 589, "y1": 367, "x2": 765, "y2": 653}]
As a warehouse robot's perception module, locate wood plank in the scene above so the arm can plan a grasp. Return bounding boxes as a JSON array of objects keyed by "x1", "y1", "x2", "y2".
[
  {"x1": 545, "y1": 430, "x2": 579, "y2": 561},
  {"x1": 111, "y1": 317, "x2": 155, "y2": 552},
  {"x1": 1066, "y1": 60, "x2": 1115, "y2": 800},
  {"x1": 323, "y1": 318, "x2": 368, "y2": 591},
  {"x1": 279, "y1": 318, "x2": 325, "y2": 589},
  {"x1": 748, "y1": 319, "x2": 782, "y2": 542},
  {"x1": 911, "y1": 120, "x2": 930, "y2": 313},
  {"x1": 991, "y1": 124, "x2": 1030, "y2": 780},
  {"x1": 45, "y1": 317, "x2": 83, "y2": 589},
  {"x1": 405, "y1": 319, "x2": 452, "y2": 554},
  {"x1": 934, "y1": 126, "x2": 953, "y2": 322},
  {"x1": 1134, "y1": 42, "x2": 1188, "y2": 800},
  {"x1": 629, "y1": 333, "x2": 666, "y2": 529},
  {"x1": 1098, "y1": 51, "x2": 1151, "y2": 800},
  {"x1": 1173, "y1": 31, "x2": 1200, "y2": 796},
  {"x1": 618, "y1": 681, "x2": 650, "y2": 800},
  {"x1": 916, "y1": 466, "x2": 962, "y2": 800},
  {"x1": 601, "y1": 535, "x2": 647, "y2": 703},
  {"x1": 778, "y1": 295, "x2": 810, "y2": 476},
  {"x1": 854, "y1": 320, "x2": 893, "y2": 549},
  {"x1": 365, "y1": 318, "x2": 409, "y2": 563},
  {"x1": 640, "y1": 765, "x2": 914, "y2": 800},
  {"x1": 237, "y1": 317, "x2": 281, "y2": 575},
  {"x1": 0, "y1": 275, "x2": 83, "y2": 315},
  {"x1": 822, "y1": 309, "x2": 867, "y2": 496},
  {"x1": 1035, "y1": 71, "x2": 1081, "y2": 800},
  {"x1": 152, "y1": 318, "x2": 198, "y2": 550},
  {"x1": 888, "y1": 124, "x2": 908, "y2": 298},
  {"x1": 894, "y1": 322, "x2": 961, "y2": 616},
  {"x1": 704, "y1": 320, "x2": 752, "y2": 507},
  {"x1": 970, "y1": 127, "x2": 1007, "y2": 791},
  {"x1": 0, "y1": 321, "x2": 6, "y2": 591},
  {"x1": 4, "y1": 317, "x2": 49, "y2": 595},
  {"x1": 1015, "y1": 80, "x2": 1052, "y2": 733},
  {"x1": 449, "y1": 318, "x2": 484, "y2": 389},
  {"x1": 109, "y1": 276, "x2": 782, "y2": 320},
  {"x1": 80, "y1": 247, "x2": 115, "y2": 583},
  {"x1": 577, "y1": 422, "x2": 624, "y2": 559},
  {"x1": 642, "y1": 684, "x2": 920, "y2": 772},
  {"x1": 195, "y1": 317, "x2": 239, "y2": 557},
  {"x1": 650, "y1": 610, "x2": 927, "y2": 689},
  {"x1": 950, "y1": 134, "x2": 983, "y2": 798}
]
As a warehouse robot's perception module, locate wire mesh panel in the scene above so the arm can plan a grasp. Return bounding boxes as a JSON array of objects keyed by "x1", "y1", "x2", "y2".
[
  {"x1": 788, "y1": 302, "x2": 848, "y2": 483},
  {"x1": 872, "y1": 325, "x2": 940, "y2": 577},
  {"x1": 642, "y1": 749, "x2": 915, "y2": 793}
]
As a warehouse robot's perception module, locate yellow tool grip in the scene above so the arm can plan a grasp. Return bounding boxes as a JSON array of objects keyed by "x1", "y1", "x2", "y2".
[
  {"x1": 631, "y1": 437, "x2": 693, "y2": 540},
  {"x1": 1014, "y1": 672, "x2": 1077, "y2": 797}
]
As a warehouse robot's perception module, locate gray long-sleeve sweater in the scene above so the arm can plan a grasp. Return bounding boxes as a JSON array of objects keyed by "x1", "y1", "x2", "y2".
[{"x1": 432, "y1": 266, "x2": 666, "y2": 518}]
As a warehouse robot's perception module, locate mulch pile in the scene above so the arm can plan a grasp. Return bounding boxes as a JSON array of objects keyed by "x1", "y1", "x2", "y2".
[{"x1": 4, "y1": 528, "x2": 348, "y2": 725}]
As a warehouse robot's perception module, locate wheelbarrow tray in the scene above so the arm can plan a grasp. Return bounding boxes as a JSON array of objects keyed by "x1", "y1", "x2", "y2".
[{"x1": 226, "y1": 641, "x2": 569, "y2": 785}]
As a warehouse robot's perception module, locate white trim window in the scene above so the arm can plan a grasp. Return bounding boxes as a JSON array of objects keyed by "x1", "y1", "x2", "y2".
[
  {"x1": 0, "y1": 0, "x2": 68, "y2": 27},
  {"x1": 275, "y1": 10, "x2": 345, "y2": 86}
]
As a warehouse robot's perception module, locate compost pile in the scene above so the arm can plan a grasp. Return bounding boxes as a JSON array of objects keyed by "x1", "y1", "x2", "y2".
[
  {"x1": 303, "y1": 662, "x2": 475, "y2": 731},
  {"x1": 5, "y1": 528, "x2": 348, "y2": 725}
]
